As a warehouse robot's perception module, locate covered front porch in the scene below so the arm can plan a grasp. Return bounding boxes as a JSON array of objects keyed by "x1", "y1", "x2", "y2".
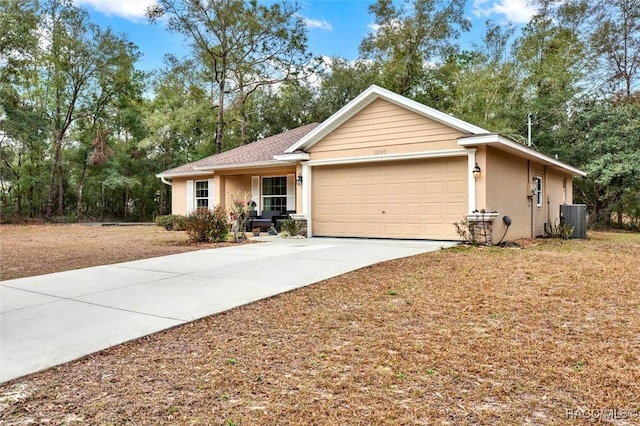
[
  {"x1": 218, "y1": 165, "x2": 304, "y2": 233},
  {"x1": 170, "y1": 164, "x2": 304, "y2": 232}
]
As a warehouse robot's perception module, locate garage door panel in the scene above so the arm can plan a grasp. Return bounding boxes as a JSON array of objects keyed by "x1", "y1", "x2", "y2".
[
  {"x1": 385, "y1": 223, "x2": 403, "y2": 234},
  {"x1": 426, "y1": 181, "x2": 445, "y2": 194},
  {"x1": 425, "y1": 202, "x2": 444, "y2": 215},
  {"x1": 384, "y1": 204, "x2": 403, "y2": 215},
  {"x1": 347, "y1": 203, "x2": 365, "y2": 215},
  {"x1": 367, "y1": 184, "x2": 383, "y2": 195},
  {"x1": 312, "y1": 158, "x2": 467, "y2": 239},
  {"x1": 447, "y1": 202, "x2": 466, "y2": 215},
  {"x1": 405, "y1": 182, "x2": 425, "y2": 194},
  {"x1": 366, "y1": 203, "x2": 384, "y2": 215},
  {"x1": 384, "y1": 182, "x2": 403, "y2": 195},
  {"x1": 405, "y1": 202, "x2": 423, "y2": 215},
  {"x1": 447, "y1": 181, "x2": 466, "y2": 193}
]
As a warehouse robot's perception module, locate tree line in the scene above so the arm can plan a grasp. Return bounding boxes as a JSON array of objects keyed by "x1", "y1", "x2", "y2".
[{"x1": 1, "y1": 0, "x2": 638, "y2": 228}]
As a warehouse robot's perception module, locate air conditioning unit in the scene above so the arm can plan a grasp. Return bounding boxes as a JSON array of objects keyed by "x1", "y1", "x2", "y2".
[{"x1": 560, "y1": 204, "x2": 587, "y2": 238}]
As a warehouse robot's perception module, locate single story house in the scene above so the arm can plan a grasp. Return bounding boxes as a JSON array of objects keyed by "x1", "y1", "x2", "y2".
[{"x1": 157, "y1": 85, "x2": 586, "y2": 241}]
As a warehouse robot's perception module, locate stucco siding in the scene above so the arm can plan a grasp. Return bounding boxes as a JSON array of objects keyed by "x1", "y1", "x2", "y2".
[
  {"x1": 545, "y1": 169, "x2": 574, "y2": 227},
  {"x1": 171, "y1": 178, "x2": 188, "y2": 216},
  {"x1": 485, "y1": 147, "x2": 532, "y2": 240},
  {"x1": 224, "y1": 175, "x2": 253, "y2": 205},
  {"x1": 170, "y1": 175, "x2": 213, "y2": 216},
  {"x1": 308, "y1": 99, "x2": 467, "y2": 160},
  {"x1": 484, "y1": 148, "x2": 576, "y2": 240}
]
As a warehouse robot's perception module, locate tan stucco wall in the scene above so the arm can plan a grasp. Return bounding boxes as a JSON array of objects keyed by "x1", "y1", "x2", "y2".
[
  {"x1": 483, "y1": 148, "x2": 531, "y2": 239},
  {"x1": 224, "y1": 175, "x2": 252, "y2": 204},
  {"x1": 170, "y1": 175, "x2": 212, "y2": 216},
  {"x1": 308, "y1": 98, "x2": 467, "y2": 160},
  {"x1": 171, "y1": 178, "x2": 187, "y2": 216},
  {"x1": 483, "y1": 147, "x2": 575, "y2": 240},
  {"x1": 545, "y1": 168, "x2": 574, "y2": 226}
]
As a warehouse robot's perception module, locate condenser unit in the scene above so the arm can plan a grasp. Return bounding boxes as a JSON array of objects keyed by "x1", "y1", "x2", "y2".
[{"x1": 560, "y1": 204, "x2": 587, "y2": 238}]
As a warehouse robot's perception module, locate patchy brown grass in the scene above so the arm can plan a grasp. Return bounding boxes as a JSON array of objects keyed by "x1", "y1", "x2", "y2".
[
  {"x1": 1, "y1": 230, "x2": 639, "y2": 425},
  {"x1": 0, "y1": 224, "x2": 227, "y2": 280}
]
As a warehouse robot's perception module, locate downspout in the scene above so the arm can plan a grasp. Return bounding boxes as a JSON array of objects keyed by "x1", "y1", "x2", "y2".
[{"x1": 160, "y1": 176, "x2": 172, "y2": 186}]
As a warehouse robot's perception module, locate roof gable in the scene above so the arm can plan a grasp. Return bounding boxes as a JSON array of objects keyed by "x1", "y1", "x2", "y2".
[{"x1": 284, "y1": 85, "x2": 489, "y2": 153}]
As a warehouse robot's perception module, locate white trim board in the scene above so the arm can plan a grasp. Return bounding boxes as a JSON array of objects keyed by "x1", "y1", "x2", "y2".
[{"x1": 305, "y1": 149, "x2": 469, "y2": 167}]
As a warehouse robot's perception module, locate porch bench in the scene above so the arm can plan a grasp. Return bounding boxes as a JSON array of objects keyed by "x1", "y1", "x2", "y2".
[{"x1": 248, "y1": 210, "x2": 282, "y2": 231}]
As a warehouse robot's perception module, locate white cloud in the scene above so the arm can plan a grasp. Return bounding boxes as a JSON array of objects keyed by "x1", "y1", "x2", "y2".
[
  {"x1": 73, "y1": 0, "x2": 157, "y2": 22},
  {"x1": 472, "y1": 0, "x2": 537, "y2": 24},
  {"x1": 303, "y1": 17, "x2": 332, "y2": 31},
  {"x1": 367, "y1": 22, "x2": 380, "y2": 33},
  {"x1": 366, "y1": 18, "x2": 401, "y2": 34}
]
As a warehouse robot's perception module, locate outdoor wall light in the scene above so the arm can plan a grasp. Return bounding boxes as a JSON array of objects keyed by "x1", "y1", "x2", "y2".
[
  {"x1": 296, "y1": 174, "x2": 303, "y2": 185},
  {"x1": 472, "y1": 162, "x2": 481, "y2": 179}
]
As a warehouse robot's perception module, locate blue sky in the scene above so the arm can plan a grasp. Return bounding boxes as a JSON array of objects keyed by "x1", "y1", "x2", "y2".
[{"x1": 73, "y1": 0, "x2": 538, "y2": 72}]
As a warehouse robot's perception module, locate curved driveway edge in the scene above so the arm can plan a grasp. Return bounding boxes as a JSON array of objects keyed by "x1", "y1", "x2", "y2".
[{"x1": 0, "y1": 237, "x2": 456, "y2": 383}]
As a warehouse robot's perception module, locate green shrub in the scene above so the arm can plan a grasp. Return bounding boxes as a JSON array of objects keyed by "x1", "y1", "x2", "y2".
[
  {"x1": 210, "y1": 205, "x2": 229, "y2": 243},
  {"x1": 184, "y1": 207, "x2": 228, "y2": 243},
  {"x1": 280, "y1": 218, "x2": 300, "y2": 236},
  {"x1": 156, "y1": 214, "x2": 186, "y2": 231}
]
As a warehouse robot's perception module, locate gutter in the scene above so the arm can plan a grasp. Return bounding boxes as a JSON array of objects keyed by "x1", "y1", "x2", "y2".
[
  {"x1": 160, "y1": 176, "x2": 172, "y2": 186},
  {"x1": 192, "y1": 160, "x2": 288, "y2": 171}
]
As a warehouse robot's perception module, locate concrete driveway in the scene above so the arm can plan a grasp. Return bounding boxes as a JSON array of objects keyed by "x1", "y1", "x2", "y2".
[{"x1": 0, "y1": 237, "x2": 455, "y2": 383}]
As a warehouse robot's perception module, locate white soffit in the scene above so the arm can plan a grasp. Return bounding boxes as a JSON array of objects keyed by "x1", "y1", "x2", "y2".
[{"x1": 459, "y1": 134, "x2": 586, "y2": 177}]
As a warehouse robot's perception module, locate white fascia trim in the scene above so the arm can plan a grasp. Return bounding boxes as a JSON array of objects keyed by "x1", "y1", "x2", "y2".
[
  {"x1": 273, "y1": 152, "x2": 310, "y2": 161},
  {"x1": 306, "y1": 149, "x2": 469, "y2": 167},
  {"x1": 459, "y1": 134, "x2": 586, "y2": 177},
  {"x1": 284, "y1": 85, "x2": 489, "y2": 154},
  {"x1": 156, "y1": 170, "x2": 214, "y2": 179},
  {"x1": 192, "y1": 160, "x2": 286, "y2": 171}
]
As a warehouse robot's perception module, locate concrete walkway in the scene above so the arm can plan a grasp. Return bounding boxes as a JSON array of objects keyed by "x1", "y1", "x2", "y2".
[{"x1": 0, "y1": 237, "x2": 456, "y2": 383}]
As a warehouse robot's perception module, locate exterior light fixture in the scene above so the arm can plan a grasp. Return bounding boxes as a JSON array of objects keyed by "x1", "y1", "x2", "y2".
[
  {"x1": 472, "y1": 163, "x2": 481, "y2": 179},
  {"x1": 296, "y1": 174, "x2": 303, "y2": 185}
]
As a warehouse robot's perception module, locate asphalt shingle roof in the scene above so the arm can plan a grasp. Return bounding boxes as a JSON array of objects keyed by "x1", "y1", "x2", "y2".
[{"x1": 158, "y1": 123, "x2": 319, "y2": 177}]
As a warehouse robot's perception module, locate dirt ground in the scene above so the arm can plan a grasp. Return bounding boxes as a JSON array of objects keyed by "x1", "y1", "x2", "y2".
[{"x1": 0, "y1": 226, "x2": 639, "y2": 425}]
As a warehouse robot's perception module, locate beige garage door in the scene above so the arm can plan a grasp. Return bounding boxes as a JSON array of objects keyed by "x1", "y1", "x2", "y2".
[{"x1": 312, "y1": 158, "x2": 467, "y2": 239}]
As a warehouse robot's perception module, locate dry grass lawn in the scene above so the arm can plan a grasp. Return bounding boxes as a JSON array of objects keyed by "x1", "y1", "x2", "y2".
[
  {"x1": 0, "y1": 224, "x2": 226, "y2": 280},
  {"x1": 0, "y1": 225, "x2": 639, "y2": 425}
]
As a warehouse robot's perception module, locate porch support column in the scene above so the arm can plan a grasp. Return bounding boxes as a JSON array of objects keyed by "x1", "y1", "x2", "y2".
[
  {"x1": 302, "y1": 163, "x2": 312, "y2": 237},
  {"x1": 467, "y1": 149, "x2": 477, "y2": 214}
]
